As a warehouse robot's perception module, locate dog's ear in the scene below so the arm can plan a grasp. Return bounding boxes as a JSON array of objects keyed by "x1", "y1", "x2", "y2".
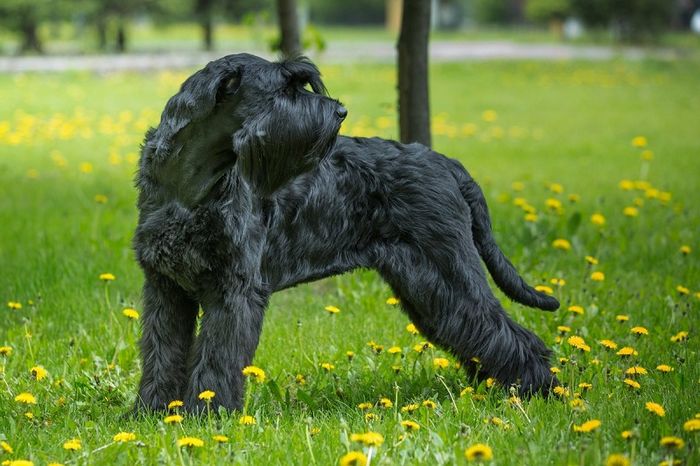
[{"x1": 215, "y1": 72, "x2": 241, "y2": 103}]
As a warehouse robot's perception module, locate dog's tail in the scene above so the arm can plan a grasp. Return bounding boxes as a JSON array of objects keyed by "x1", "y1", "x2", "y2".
[{"x1": 452, "y1": 162, "x2": 559, "y2": 311}]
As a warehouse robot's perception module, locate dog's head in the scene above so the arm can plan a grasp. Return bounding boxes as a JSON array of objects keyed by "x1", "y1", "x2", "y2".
[{"x1": 138, "y1": 53, "x2": 346, "y2": 207}]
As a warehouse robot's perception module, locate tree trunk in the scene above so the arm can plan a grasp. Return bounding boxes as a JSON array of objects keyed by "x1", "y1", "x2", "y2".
[
  {"x1": 202, "y1": 16, "x2": 214, "y2": 51},
  {"x1": 397, "y1": 0, "x2": 431, "y2": 147},
  {"x1": 19, "y1": 12, "x2": 43, "y2": 54},
  {"x1": 96, "y1": 17, "x2": 108, "y2": 51},
  {"x1": 116, "y1": 20, "x2": 126, "y2": 53},
  {"x1": 276, "y1": 0, "x2": 301, "y2": 57}
]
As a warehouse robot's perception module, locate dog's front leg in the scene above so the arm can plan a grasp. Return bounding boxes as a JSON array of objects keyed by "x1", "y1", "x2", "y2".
[
  {"x1": 184, "y1": 284, "x2": 268, "y2": 412},
  {"x1": 135, "y1": 270, "x2": 198, "y2": 412}
]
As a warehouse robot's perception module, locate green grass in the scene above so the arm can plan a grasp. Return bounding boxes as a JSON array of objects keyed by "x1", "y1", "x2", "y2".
[{"x1": 1, "y1": 58, "x2": 699, "y2": 465}]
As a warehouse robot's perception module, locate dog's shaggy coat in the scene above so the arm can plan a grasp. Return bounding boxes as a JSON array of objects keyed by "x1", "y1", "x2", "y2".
[{"x1": 133, "y1": 53, "x2": 559, "y2": 412}]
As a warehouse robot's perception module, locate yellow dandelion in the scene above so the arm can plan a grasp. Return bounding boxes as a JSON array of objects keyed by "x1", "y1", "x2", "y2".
[
  {"x1": 590, "y1": 213, "x2": 606, "y2": 226},
  {"x1": 553, "y1": 386, "x2": 569, "y2": 398},
  {"x1": 590, "y1": 271, "x2": 605, "y2": 282},
  {"x1": 401, "y1": 403, "x2": 419, "y2": 413},
  {"x1": 676, "y1": 285, "x2": 689, "y2": 295},
  {"x1": 617, "y1": 347, "x2": 638, "y2": 357},
  {"x1": 621, "y1": 430, "x2": 635, "y2": 440},
  {"x1": 321, "y1": 362, "x2": 335, "y2": 371},
  {"x1": 387, "y1": 346, "x2": 402, "y2": 355},
  {"x1": 14, "y1": 392, "x2": 37, "y2": 404},
  {"x1": 239, "y1": 415, "x2": 256, "y2": 425},
  {"x1": 549, "y1": 182, "x2": 564, "y2": 193},
  {"x1": 659, "y1": 436, "x2": 684, "y2": 449},
  {"x1": 567, "y1": 305, "x2": 584, "y2": 315},
  {"x1": 623, "y1": 378, "x2": 641, "y2": 389},
  {"x1": 350, "y1": 431, "x2": 384, "y2": 447},
  {"x1": 568, "y1": 193, "x2": 580, "y2": 202},
  {"x1": 631, "y1": 326, "x2": 648, "y2": 336},
  {"x1": 606, "y1": 454, "x2": 630, "y2": 466},
  {"x1": 512, "y1": 181, "x2": 525, "y2": 191},
  {"x1": 357, "y1": 402, "x2": 373, "y2": 410},
  {"x1": 616, "y1": 314, "x2": 629, "y2": 322},
  {"x1": 567, "y1": 335, "x2": 591, "y2": 352},
  {"x1": 99, "y1": 273, "x2": 116, "y2": 281},
  {"x1": 0, "y1": 345, "x2": 12, "y2": 356},
  {"x1": 656, "y1": 364, "x2": 673, "y2": 373},
  {"x1": 631, "y1": 136, "x2": 647, "y2": 148},
  {"x1": 339, "y1": 451, "x2": 367, "y2": 466},
  {"x1": 460, "y1": 387, "x2": 474, "y2": 397},
  {"x1": 619, "y1": 179, "x2": 634, "y2": 190},
  {"x1": 600, "y1": 339, "x2": 618, "y2": 350},
  {"x1": 413, "y1": 341, "x2": 433, "y2": 353},
  {"x1": 113, "y1": 432, "x2": 136, "y2": 443},
  {"x1": 640, "y1": 149, "x2": 653, "y2": 160},
  {"x1": 486, "y1": 378, "x2": 496, "y2": 388},
  {"x1": 680, "y1": 245, "x2": 691, "y2": 255},
  {"x1": 212, "y1": 435, "x2": 229, "y2": 443},
  {"x1": 62, "y1": 438, "x2": 81, "y2": 451},
  {"x1": 545, "y1": 198, "x2": 563, "y2": 210},
  {"x1": 324, "y1": 305, "x2": 340, "y2": 314},
  {"x1": 386, "y1": 297, "x2": 400, "y2": 305},
  {"x1": 30, "y1": 365, "x2": 48, "y2": 381},
  {"x1": 94, "y1": 194, "x2": 108, "y2": 204},
  {"x1": 406, "y1": 323, "x2": 419, "y2": 335},
  {"x1": 578, "y1": 382, "x2": 593, "y2": 391},
  {"x1": 552, "y1": 238, "x2": 571, "y2": 251},
  {"x1": 1, "y1": 441, "x2": 13, "y2": 453},
  {"x1": 670, "y1": 331, "x2": 688, "y2": 342},
  {"x1": 433, "y1": 357, "x2": 450, "y2": 369},
  {"x1": 535, "y1": 285, "x2": 554, "y2": 295},
  {"x1": 401, "y1": 420, "x2": 420, "y2": 431},
  {"x1": 164, "y1": 414, "x2": 183, "y2": 424},
  {"x1": 557, "y1": 325, "x2": 571, "y2": 334},
  {"x1": 524, "y1": 213, "x2": 539, "y2": 222},
  {"x1": 242, "y1": 365, "x2": 266, "y2": 382},
  {"x1": 422, "y1": 400, "x2": 437, "y2": 409},
  {"x1": 122, "y1": 308, "x2": 139, "y2": 320},
  {"x1": 346, "y1": 351, "x2": 355, "y2": 361},
  {"x1": 683, "y1": 419, "x2": 700, "y2": 431},
  {"x1": 198, "y1": 390, "x2": 215, "y2": 401},
  {"x1": 585, "y1": 255, "x2": 599, "y2": 265},
  {"x1": 623, "y1": 206, "x2": 638, "y2": 217},
  {"x1": 550, "y1": 367, "x2": 560, "y2": 374},
  {"x1": 379, "y1": 398, "x2": 393, "y2": 408},
  {"x1": 168, "y1": 400, "x2": 184, "y2": 410},
  {"x1": 7, "y1": 460, "x2": 34, "y2": 466},
  {"x1": 645, "y1": 402, "x2": 665, "y2": 417},
  {"x1": 7, "y1": 301, "x2": 22, "y2": 310},
  {"x1": 482, "y1": 110, "x2": 497, "y2": 122},
  {"x1": 465, "y1": 443, "x2": 493, "y2": 461},
  {"x1": 625, "y1": 366, "x2": 647, "y2": 376},
  {"x1": 573, "y1": 419, "x2": 601, "y2": 433},
  {"x1": 177, "y1": 437, "x2": 204, "y2": 448},
  {"x1": 364, "y1": 412, "x2": 378, "y2": 422}
]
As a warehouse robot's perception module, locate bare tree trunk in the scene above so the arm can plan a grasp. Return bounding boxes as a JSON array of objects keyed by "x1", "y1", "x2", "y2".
[
  {"x1": 19, "y1": 11, "x2": 43, "y2": 54},
  {"x1": 116, "y1": 19, "x2": 126, "y2": 53},
  {"x1": 96, "y1": 17, "x2": 108, "y2": 51},
  {"x1": 397, "y1": 0, "x2": 431, "y2": 147},
  {"x1": 196, "y1": 0, "x2": 214, "y2": 51},
  {"x1": 276, "y1": 0, "x2": 301, "y2": 57}
]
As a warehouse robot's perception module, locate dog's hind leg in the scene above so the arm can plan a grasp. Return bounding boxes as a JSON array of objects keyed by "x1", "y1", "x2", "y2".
[
  {"x1": 377, "y1": 241, "x2": 558, "y2": 397},
  {"x1": 135, "y1": 271, "x2": 198, "y2": 412}
]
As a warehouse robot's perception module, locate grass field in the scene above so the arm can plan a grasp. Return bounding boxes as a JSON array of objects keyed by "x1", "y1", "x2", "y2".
[{"x1": 0, "y1": 57, "x2": 699, "y2": 465}]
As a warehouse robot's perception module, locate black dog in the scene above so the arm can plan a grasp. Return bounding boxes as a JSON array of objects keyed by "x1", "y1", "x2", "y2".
[{"x1": 133, "y1": 53, "x2": 559, "y2": 413}]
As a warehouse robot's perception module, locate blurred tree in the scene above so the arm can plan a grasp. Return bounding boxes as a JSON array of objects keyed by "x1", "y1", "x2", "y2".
[
  {"x1": 195, "y1": 0, "x2": 215, "y2": 50},
  {"x1": 308, "y1": 0, "x2": 385, "y2": 25},
  {"x1": 85, "y1": 0, "x2": 155, "y2": 52},
  {"x1": 276, "y1": 0, "x2": 301, "y2": 56},
  {"x1": 525, "y1": 0, "x2": 570, "y2": 38},
  {"x1": 0, "y1": 0, "x2": 53, "y2": 53},
  {"x1": 474, "y1": 0, "x2": 522, "y2": 25},
  {"x1": 397, "y1": 0, "x2": 431, "y2": 147},
  {"x1": 570, "y1": 0, "x2": 674, "y2": 42}
]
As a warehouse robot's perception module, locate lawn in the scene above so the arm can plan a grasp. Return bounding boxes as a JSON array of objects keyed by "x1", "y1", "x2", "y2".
[{"x1": 0, "y1": 57, "x2": 699, "y2": 465}]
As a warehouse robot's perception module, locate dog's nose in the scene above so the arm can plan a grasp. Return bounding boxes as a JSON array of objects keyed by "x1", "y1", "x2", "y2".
[{"x1": 336, "y1": 106, "x2": 348, "y2": 120}]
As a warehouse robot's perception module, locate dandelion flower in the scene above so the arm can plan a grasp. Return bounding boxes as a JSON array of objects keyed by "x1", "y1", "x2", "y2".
[
  {"x1": 617, "y1": 347, "x2": 638, "y2": 357},
  {"x1": 460, "y1": 387, "x2": 474, "y2": 397},
  {"x1": 413, "y1": 342, "x2": 433, "y2": 353},
  {"x1": 623, "y1": 207, "x2": 638, "y2": 217},
  {"x1": 99, "y1": 273, "x2": 116, "y2": 281},
  {"x1": 321, "y1": 362, "x2": 335, "y2": 371},
  {"x1": 14, "y1": 392, "x2": 37, "y2": 404},
  {"x1": 62, "y1": 439, "x2": 81, "y2": 451},
  {"x1": 631, "y1": 136, "x2": 647, "y2": 148},
  {"x1": 433, "y1": 357, "x2": 450, "y2": 369},
  {"x1": 482, "y1": 110, "x2": 497, "y2": 122},
  {"x1": 578, "y1": 382, "x2": 593, "y2": 391},
  {"x1": 645, "y1": 402, "x2": 665, "y2": 417},
  {"x1": 619, "y1": 179, "x2": 634, "y2": 190},
  {"x1": 379, "y1": 398, "x2": 393, "y2": 408},
  {"x1": 177, "y1": 437, "x2": 204, "y2": 448},
  {"x1": 659, "y1": 436, "x2": 684, "y2": 449},
  {"x1": 524, "y1": 213, "x2": 538, "y2": 222},
  {"x1": 590, "y1": 271, "x2": 605, "y2": 281},
  {"x1": 535, "y1": 285, "x2": 553, "y2": 295},
  {"x1": 585, "y1": 255, "x2": 599, "y2": 265},
  {"x1": 464, "y1": 443, "x2": 493, "y2": 461},
  {"x1": 676, "y1": 285, "x2": 689, "y2": 295},
  {"x1": 296, "y1": 374, "x2": 306, "y2": 384},
  {"x1": 30, "y1": 366, "x2": 48, "y2": 381},
  {"x1": 405, "y1": 323, "x2": 419, "y2": 335},
  {"x1": 606, "y1": 454, "x2": 630, "y2": 466},
  {"x1": 567, "y1": 335, "x2": 591, "y2": 352},
  {"x1": 212, "y1": 435, "x2": 229, "y2": 443},
  {"x1": 168, "y1": 400, "x2": 184, "y2": 410},
  {"x1": 324, "y1": 305, "x2": 340, "y2": 314},
  {"x1": 198, "y1": 390, "x2": 215, "y2": 401},
  {"x1": 573, "y1": 419, "x2": 601, "y2": 433},
  {"x1": 357, "y1": 402, "x2": 373, "y2": 410},
  {"x1": 623, "y1": 379, "x2": 641, "y2": 389},
  {"x1": 386, "y1": 297, "x2": 400, "y2": 305},
  {"x1": 630, "y1": 326, "x2": 648, "y2": 336},
  {"x1": 590, "y1": 213, "x2": 606, "y2": 226},
  {"x1": 122, "y1": 308, "x2": 139, "y2": 320},
  {"x1": 242, "y1": 365, "x2": 266, "y2": 382},
  {"x1": 670, "y1": 331, "x2": 688, "y2": 343},
  {"x1": 387, "y1": 346, "x2": 402, "y2": 355},
  {"x1": 683, "y1": 419, "x2": 700, "y2": 431},
  {"x1": 339, "y1": 451, "x2": 367, "y2": 466},
  {"x1": 656, "y1": 364, "x2": 673, "y2": 373},
  {"x1": 557, "y1": 325, "x2": 571, "y2": 334},
  {"x1": 621, "y1": 430, "x2": 634, "y2": 440},
  {"x1": 7, "y1": 301, "x2": 22, "y2": 310},
  {"x1": 350, "y1": 431, "x2": 384, "y2": 447},
  {"x1": 552, "y1": 239, "x2": 571, "y2": 251},
  {"x1": 422, "y1": 400, "x2": 437, "y2": 409},
  {"x1": 549, "y1": 182, "x2": 564, "y2": 193},
  {"x1": 164, "y1": 414, "x2": 183, "y2": 424},
  {"x1": 0, "y1": 346, "x2": 12, "y2": 356},
  {"x1": 616, "y1": 314, "x2": 629, "y2": 322},
  {"x1": 553, "y1": 386, "x2": 569, "y2": 398},
  {"x1": 8, "y1": 461, "x2": 35, "y2": 466},
  {"x1": 113, "y1": 432, "x2": 136, "y2": 443},
  {"x1": 600, "y1": 339, "x2": 618, "y2": 350},
  {"x1": 545, "y1": 198, "x2": 563, "y2": 211},
  {"x1": 1, "y1": 441, "x2": 13, "y2": 453},
  {"x1": 680, "y1": 245, "x2": 691, "y2": 255},
  {"x1": 239, "y1": 415, "x2": 256, "y2": 425},
  {"x1": 550, "y1": 367, "x2": 561, "y2": 374},
  {"x1": 625, "y1": 366, "x2": 647, "y2": 376},
  {"x1": 401, "y1": 403, "x2": 419, "y2": 413},
  {"x1": 568, "y1": 305, "x2": 584, "y2": 315},
  {"x1": 401, "y1": 420, "x2": 420, "y2": 431}
]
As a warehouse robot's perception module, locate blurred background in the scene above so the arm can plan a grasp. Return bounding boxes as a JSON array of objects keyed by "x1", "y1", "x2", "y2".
[{"x1": 1, "y1": 0, "x2": 699, "y2": 58}]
